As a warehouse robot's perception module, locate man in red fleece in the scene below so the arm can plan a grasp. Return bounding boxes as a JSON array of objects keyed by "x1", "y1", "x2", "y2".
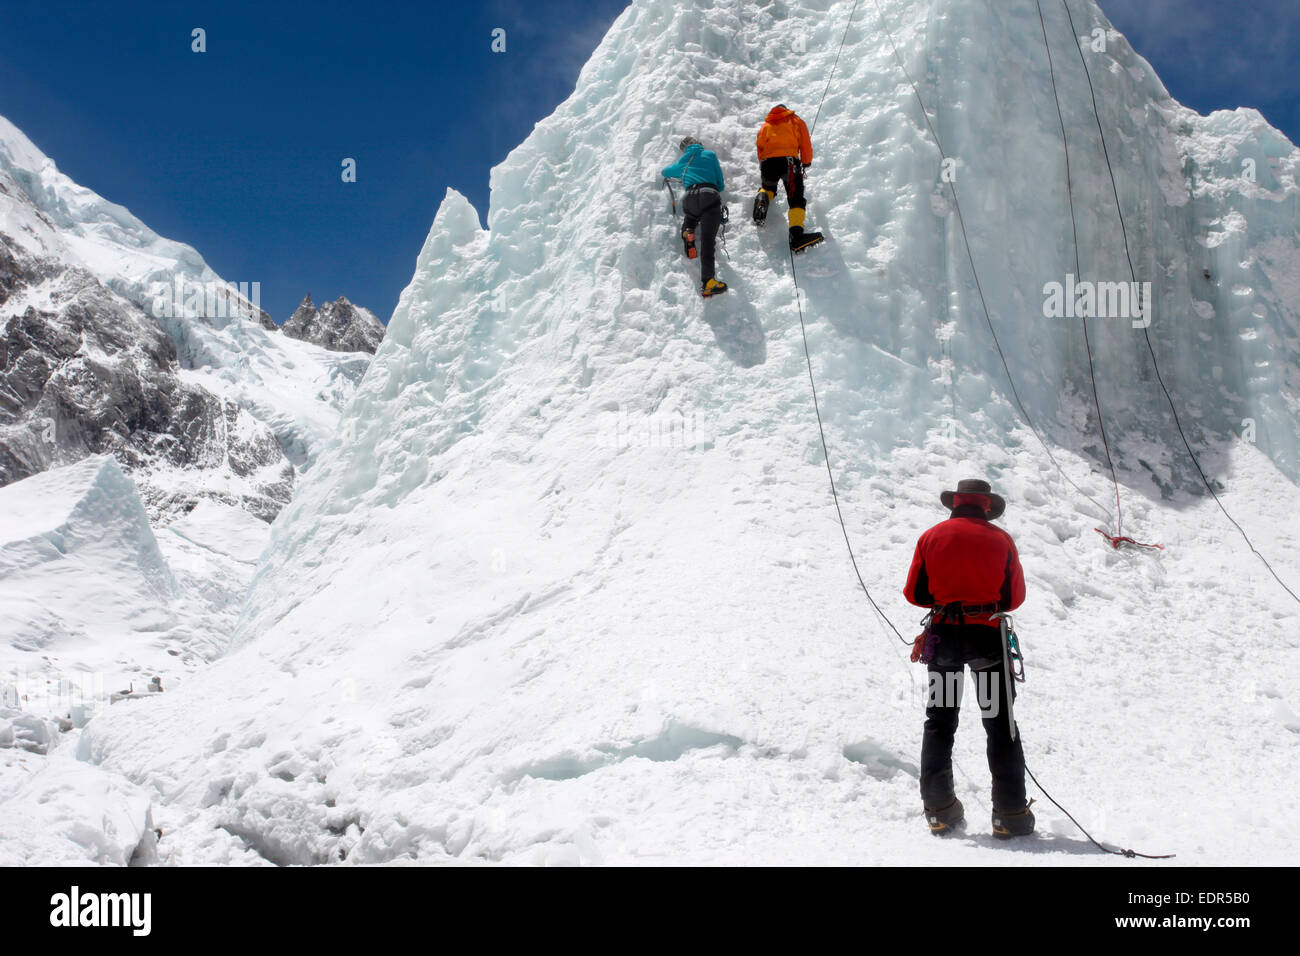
[{"x1": 903, "y1": 478, "x2": 1034, "y2": 838}]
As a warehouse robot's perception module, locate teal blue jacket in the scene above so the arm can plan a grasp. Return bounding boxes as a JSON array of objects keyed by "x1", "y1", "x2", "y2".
[{"x1": 661, "y1": 143, "x2": 725, "y2": 191}]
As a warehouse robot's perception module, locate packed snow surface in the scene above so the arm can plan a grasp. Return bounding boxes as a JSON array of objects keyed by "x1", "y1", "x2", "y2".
[
  {"x1": 0, "y1": 460, "x2": 270, "y2": 866},
  {"x1": 21, "y1": 0, "x2": 1300, "y2": 864},
  {"x1": 0, "y1": 457, "x2": 269, "y2": 710},
  {"x1": 0, "y1": 748, "x2": 155, "y2": 866}
]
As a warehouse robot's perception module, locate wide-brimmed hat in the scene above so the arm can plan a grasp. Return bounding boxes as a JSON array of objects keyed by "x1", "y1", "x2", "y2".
[{"x1": 940, "y1": 478, "x2": 1006, "y2": 520}]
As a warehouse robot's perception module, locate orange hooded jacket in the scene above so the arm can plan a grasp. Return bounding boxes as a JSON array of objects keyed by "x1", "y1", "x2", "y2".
[{"x1": 756, "y1": 106, "x2": 813, "y2": 164}]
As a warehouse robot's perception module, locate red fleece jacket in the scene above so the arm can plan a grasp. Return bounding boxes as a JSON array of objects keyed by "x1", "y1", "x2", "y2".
[{"x1": 903, "y1": 509, "x2": 1026, "y2": 627}]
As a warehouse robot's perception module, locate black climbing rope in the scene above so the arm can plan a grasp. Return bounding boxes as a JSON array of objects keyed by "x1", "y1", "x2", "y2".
[
  {"x1": 1034, "y1": 0, "x2": 1126, "y2": 541},
  {"x1": 810, "y1": 0, "x2": 862, "y2": 138},
  {"x1": 867, "y1": 0, "x2": 1115, "y2": 525},
  {"x1": 789, "y1": 245, "x2": 908, "y2": 646},
  {"x1": 1058, "y1": 0, "x2": 1300, "y2": 607}
]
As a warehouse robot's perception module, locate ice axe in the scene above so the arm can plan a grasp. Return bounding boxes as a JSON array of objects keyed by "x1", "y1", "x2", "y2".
[
  {"x1": 663, "y1": 176, "x2": 679, "y2": 216},
  {"x1": 991, "y1": 612, "x2": 1024, "y2": 741}
]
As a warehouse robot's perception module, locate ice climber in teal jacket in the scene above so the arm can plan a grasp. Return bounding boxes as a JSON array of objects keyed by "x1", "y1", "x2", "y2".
[{"x1": 661, "y1": 137, "x2": 728, "y2": 297}]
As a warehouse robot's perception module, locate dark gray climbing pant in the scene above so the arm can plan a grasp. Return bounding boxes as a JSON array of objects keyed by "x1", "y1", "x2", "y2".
[{"x1": 682, "y1": 187, "x2": 722, "y2": 285}]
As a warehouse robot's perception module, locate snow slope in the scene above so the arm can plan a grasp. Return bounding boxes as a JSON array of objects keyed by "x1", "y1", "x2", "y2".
[
  {"x1": 0, "y1": 457, "x2": 269, "y2": 720},
  {"x1": 82, "y1": 0, "x2": 1300, "y2": 865},
  {"x1": 0, "y1": 748, "x2": 155, "y2": 866},
  {"x1": 0, "y1": 457, "x2": 272, "y2": 866}
]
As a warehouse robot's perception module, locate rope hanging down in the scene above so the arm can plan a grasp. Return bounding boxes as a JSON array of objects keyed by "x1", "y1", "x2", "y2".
[
  {"x1": 811, "y1": 0, "x2": 862, "y2": 138},
  {"x1": 867, "y1": 0, "x2": 1115, "y2": 527},
  {"x1": 789, "y1": 0, "x2": 907, "y2": 644},
  {"x1": 1033, "y1": 0, "x2": 1163, "y2": 552},
  {"x1": 789, "y1": 249, "x2": 908, "y2": 646},
  {"x1": 1058, "y1": 0, "x2": 1299, "y2": 601}
]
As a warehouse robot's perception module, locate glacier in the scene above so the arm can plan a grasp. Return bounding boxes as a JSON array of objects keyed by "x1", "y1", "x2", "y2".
[
  {"x1": 0, "y1": 456, "x2": 268, "y2": 704},
  {"x1": 0, "y1": 456, "x2": 271, "y2": 866},
  {"x1": 49, "y1": 0, "x2": 1300, "y2": 864},
  {"x1": 0, "y1": 113, "x2": 372, "y2": 485}
]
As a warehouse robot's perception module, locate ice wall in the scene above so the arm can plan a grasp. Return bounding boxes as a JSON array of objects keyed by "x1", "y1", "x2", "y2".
[{"x1": 81, "y1": 0, "x2": 1300, "y2": 865}]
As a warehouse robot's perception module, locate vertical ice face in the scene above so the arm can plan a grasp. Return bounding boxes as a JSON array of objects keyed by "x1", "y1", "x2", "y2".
[
  {"x1": 83, "y1": 0, "x2": 1300, "y2": 865},
  {"x1": 248, "y1": 0, "x2": 1300, "y2": 627}
]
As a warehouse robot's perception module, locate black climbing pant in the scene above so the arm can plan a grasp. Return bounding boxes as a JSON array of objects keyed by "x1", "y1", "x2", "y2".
[
  {"x1": 682, "y1": 188, "x2": 723, "y2": 285},
  {"x1": 919, "y1": 622, "x2": 1027, "y2": 812},
  {"x1": 759, "y1": 156, "x2": 806, "y2": 211}
]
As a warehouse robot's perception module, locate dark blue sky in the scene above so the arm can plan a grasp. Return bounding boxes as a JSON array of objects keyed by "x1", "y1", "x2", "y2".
[{"x1": 0, "y1": 0, "x2": 1294, "y2": 322}]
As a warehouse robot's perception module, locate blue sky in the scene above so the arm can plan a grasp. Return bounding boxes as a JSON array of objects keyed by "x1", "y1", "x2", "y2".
[{"x1": 0, "y1": 0, "x2": 1294, "y2": 322}]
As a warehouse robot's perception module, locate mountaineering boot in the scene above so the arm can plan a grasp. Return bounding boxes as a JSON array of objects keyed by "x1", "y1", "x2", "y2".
[
  {"x1": 925, "y1": 797, "x2": 965, "y2": 836},
  {"x1": 682, "y1": 227, "x2": 697, "y2": 259},
  {"x1": 752, "y1": 189, "x2": 772, "y2": 225},
  {"x1": 789, "y1": 226, "x2": 824, "y2": 253},
  {"x1": 991, "y1": 801, "x2": 1036, "y2": 839},
  {"x1": 787, "y1": 207, "x2": 824, "y2": 253},
  {"x1": 702, "y1": 278, "x2": 728, "y2": 298}
]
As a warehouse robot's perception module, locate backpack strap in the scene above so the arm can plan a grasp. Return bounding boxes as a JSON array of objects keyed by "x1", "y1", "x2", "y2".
[{"x1": 681, "y1": 151, "x2": 697, "y2": 183}]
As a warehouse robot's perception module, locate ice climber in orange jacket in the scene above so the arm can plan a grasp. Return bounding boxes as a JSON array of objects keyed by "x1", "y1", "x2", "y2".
[{"x1": 753, "y1": 105, "x2": 824, "y2": 253}]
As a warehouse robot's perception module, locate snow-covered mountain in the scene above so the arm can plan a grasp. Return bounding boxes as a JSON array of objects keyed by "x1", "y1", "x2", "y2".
[
  {"x1": 0, "y1": 112, "x2": 392, "y2": 863},
  {"x1": 282, "y1": 294, "x2": 385, "y2": 354},
  {"x1": 0, "y1": 113, "x2": 372, "y2": 513},
  {"x1": 14, "y1": 0, "x2": 1300, "y2": 865},
  {"x1": 0, "y1": 156, "x2": 295, "y2": 522}
]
